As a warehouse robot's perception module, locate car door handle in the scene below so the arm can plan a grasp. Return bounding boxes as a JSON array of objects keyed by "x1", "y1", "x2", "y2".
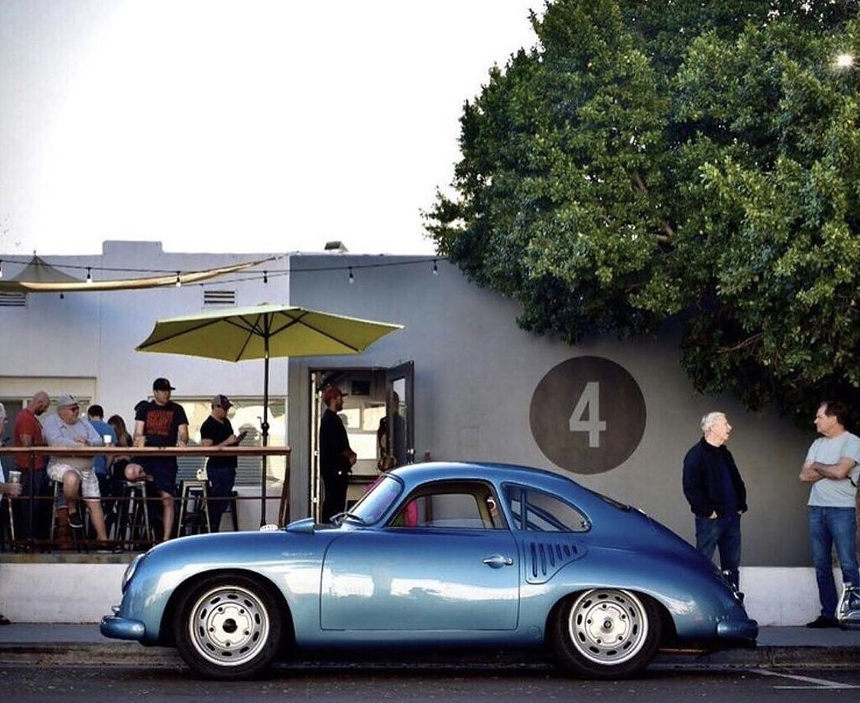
[{"x1": 483, "y1": 555, "x2": 514, "y2": 568}]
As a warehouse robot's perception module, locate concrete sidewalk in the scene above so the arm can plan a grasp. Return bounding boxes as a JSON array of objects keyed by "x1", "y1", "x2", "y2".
[{"x1": 1, "y1": 624, "x2": 859, "y2": 670}]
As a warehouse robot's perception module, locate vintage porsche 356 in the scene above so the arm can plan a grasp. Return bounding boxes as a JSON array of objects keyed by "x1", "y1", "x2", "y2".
[{"x1": 101, "y1": 462, "x2": 757, "y2": 679}]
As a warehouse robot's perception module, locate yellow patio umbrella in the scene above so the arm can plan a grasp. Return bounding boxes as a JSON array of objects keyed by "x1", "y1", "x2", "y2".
[{"x1": 136, "y1": 303, "x2": 403, "y2": 523}]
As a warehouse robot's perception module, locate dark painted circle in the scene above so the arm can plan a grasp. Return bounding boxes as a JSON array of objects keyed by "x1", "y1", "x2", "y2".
[{"x1": 529, "y1": 356, "x2": 646, "y2": 475}]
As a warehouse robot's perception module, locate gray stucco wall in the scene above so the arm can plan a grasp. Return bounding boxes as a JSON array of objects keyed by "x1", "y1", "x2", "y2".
[{"x1": 288, "y1": 254, "x2": 816, "y2": 567}]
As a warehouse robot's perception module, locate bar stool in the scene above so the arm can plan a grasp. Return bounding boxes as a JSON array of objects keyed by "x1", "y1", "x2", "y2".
[
  {"x1": 49, "y1": 479, "x2": 89, "y2": 542},
  {"x1": 114, "y1": 481, "x2": 153, "y2": 544},
  {"x1": 177, "y1": 480, "x2": 211, "y2": 537}
]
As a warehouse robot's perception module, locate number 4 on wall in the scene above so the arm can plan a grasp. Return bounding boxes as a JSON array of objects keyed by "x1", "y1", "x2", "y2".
[{"x1": 569, "y1": 381, "x2": 607, "y2": 448}]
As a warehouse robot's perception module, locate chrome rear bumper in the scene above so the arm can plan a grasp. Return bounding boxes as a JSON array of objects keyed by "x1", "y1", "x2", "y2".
[{"x1": 716, "y1": 617, "x2": 758, "y2": 644}]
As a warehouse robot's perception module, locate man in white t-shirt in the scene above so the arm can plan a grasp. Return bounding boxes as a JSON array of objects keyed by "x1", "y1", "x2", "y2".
[{"x1": 799, "y1": 400, "x2": 860, "y2": 628}]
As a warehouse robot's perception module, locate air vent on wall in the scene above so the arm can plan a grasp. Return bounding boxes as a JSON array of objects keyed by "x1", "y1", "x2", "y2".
[
  {"x1": 0, "y1": 292, "x2": 26, "y2": 307},
  {"x1": 203, "y1": 289, "x2": 236, "y2": 306}
]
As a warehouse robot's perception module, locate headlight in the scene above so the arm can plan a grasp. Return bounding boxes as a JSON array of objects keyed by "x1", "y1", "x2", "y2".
[{"x1": 122, "y1": 554, "x2": 145, "y2": 592}]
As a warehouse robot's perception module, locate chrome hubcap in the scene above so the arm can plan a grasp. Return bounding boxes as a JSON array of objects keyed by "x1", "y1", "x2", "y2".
[
  {"x1": 568, "y1": 589, "x2": 647, "y2": 665},
  {"x1": 188, "y1": 584, "x2": 269, "y2": 667}
]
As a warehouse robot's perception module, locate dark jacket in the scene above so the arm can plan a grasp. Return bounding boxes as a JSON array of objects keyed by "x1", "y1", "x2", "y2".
[
  {"x1": 319, "y1": 408, "x2": 352, "y2": 480},
  {"x1": 682, "y1": 438, "x2": 747, "y2": 518}
]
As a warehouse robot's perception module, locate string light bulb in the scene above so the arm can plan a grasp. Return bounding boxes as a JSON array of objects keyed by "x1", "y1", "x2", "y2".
[
  {"x1": 263, "y1": 270, "x2": 268, "y2": 285},
  {"x1": 86, "y1": 267, "x2": 92, "y2": 284},
  {"x1": 432, "y1": 259, "x2": 439, "y2": 275},
  {"x1": 175, "y1": 271, "x2": 182, "y2": 288},
  {"x1": 348, "y1": 267, "x2": 355, "y2": 284}
]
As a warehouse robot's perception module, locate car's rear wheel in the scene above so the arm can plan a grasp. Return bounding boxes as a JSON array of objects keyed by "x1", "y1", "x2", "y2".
[
  {"x1": 174, "y1": 573, "x2": 282, "y2": 679},
  {"x1": 551, "y1": 588, "x2": 662, "y2": 679}
]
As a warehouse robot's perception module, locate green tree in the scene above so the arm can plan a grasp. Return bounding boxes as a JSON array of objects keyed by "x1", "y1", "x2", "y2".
[{"x1": 426, "y1": 0, "x2": 860, "y2": 422}]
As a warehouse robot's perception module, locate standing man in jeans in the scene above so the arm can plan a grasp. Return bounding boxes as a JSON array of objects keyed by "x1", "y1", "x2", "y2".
[
  {"x1": 800, "y1": 400, "x2": 860, "y2": 628},
  {"x1": 200, "y1": 395, "x2": 245, "y2": 532},
  {"x1": 683, "y1": 411, "x2": 748, "y2": 589}
]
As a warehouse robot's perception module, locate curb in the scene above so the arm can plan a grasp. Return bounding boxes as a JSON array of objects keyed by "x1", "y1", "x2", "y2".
[{"x1": 2, "y1": 642, "x2": 860, "y2": 670}]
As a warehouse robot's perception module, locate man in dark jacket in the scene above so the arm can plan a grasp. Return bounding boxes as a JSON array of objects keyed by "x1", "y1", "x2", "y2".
[
  {"x1": 319, "y1": 386, "x2": 356, "y2": 523},
  {"x1": 682, "y1": 412, "x2": 747, "y2": 589}
]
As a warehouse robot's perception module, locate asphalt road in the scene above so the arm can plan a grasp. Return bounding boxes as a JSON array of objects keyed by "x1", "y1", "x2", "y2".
[{"x1": 2, "y1": 665, "x2": 860, "y2": 702}]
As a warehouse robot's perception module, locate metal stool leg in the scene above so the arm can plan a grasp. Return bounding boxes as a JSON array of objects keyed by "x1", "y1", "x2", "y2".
[{"x1": 49, "y1": 481, "x2": 60, "y2": 542}]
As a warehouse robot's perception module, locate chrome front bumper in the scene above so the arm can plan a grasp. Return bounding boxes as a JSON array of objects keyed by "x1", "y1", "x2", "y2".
[{"x1": 100, "y1": 609, "x2": 146, "y2": 641}]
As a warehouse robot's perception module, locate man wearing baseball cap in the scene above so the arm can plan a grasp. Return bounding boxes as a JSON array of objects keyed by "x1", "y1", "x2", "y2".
[
  {"x1": 42, "y1": 395, "x2": 114, "y2": 549},
  {"x1": 133, "y1": 378, "x2": 189, "y2": 541},
  {"x1": 319, "y1": 386, "x2": 356, "y2": 522},
  {"x1": 200, "y1": 395, "x2": 246, "y2": 532}
]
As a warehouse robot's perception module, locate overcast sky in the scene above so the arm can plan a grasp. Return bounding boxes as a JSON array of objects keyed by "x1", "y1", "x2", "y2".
[{"x1": 0, "y1": 0, "x2": 541, "y2": 256}]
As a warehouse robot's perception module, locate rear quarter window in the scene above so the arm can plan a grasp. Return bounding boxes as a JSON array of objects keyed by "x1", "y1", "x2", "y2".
[{"x1": 504, "y1": 484, "x2": 590, "y2": 532}]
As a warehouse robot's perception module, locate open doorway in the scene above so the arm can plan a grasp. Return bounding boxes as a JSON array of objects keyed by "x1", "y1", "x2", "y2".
[{"x1": 309, "y1": 362, "x2": 413, "y2": 522}]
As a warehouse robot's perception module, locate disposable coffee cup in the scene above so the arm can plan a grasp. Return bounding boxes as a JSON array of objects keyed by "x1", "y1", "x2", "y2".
[
  {"x1": 103, "y1": 434, "x2": 112, "y2": 446},
  {"x1": 8, "y1": 470, "x2": 21, "y2": 484}
]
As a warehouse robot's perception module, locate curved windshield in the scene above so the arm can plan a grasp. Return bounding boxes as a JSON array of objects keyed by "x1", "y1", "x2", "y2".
[{"x1": 349, "y1": 475, "x2": 403, "y2": 524}]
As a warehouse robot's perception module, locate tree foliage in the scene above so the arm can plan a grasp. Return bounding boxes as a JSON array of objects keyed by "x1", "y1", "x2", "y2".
[{"x1": 426, "y1": 0, "x2": 860, "y2": 422}]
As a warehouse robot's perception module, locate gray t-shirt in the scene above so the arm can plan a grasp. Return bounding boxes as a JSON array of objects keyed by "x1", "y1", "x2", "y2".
[{"x1": 806, "y1": 431, "x2": 860, "y2": 508}]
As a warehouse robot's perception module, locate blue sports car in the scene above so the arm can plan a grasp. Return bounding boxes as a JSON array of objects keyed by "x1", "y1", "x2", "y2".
[{"x1": 101, "y1": 462, "x2": 757, "y2": 679}]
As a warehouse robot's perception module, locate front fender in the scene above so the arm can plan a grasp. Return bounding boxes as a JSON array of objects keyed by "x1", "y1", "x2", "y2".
[{"x1": 116, "y1": 531, "x2": 326, "y2": 644}]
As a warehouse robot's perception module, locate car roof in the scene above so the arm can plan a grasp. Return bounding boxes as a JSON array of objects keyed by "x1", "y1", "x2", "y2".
[{"x1": 389, "y1": 461, "x2": 581, "y2": 493}]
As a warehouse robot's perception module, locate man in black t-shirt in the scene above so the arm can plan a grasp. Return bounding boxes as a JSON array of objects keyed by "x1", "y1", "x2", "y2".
[
  {"x1": 319, "y1": 386, "x2": 356, "y2": 522},
  {"x1": 200, "y1": 394, "x2": 245, "y2": 532},
  {"x1": 134, "y1": 377, "x2": 189, "y2": 541}
]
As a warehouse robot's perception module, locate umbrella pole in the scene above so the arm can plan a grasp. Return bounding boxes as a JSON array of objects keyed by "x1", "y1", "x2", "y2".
[{"x1": 260, "y1": 331, "x2": 270, "y2": 526}]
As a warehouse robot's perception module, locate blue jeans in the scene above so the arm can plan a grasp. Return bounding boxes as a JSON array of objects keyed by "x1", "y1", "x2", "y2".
[
  {"x1": 808, "y1": 506, "x2": 860, "y2": 618},
  {"x1": 695, "y1": 514, "x2": 742, "y2": 589},
  {"x1": 207, "y1": 467, "x2": 236, "y2": 533}
]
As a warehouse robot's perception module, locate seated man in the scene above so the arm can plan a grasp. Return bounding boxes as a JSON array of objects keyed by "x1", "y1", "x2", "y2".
[{"x1": 43, "y1": 395, "x2": 113, "y2": 549}]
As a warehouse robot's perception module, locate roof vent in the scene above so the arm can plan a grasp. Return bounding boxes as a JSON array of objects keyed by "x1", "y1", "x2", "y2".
[
  {"x1": 203, "y1": 289, "x2": 236, "y2": 306},
  {"x1": 0, "y1": 291, "x2": 26, "y2": 307},
  {"x1": 324, "y1": 241, "x2": 348, "y2": 253}
]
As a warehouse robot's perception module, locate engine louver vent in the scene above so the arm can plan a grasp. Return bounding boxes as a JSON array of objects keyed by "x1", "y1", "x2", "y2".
[{"x1": 524, "y1": 539, "x2": 585, "y2": 583}]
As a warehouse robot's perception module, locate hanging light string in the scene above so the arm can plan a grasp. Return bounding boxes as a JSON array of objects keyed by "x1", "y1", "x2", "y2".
[
  {"x1": 0, "y1": 252, "x2": 287, "y2": 275},
  {"x1": 0, "y1": 253, "x2": 447, "y2": 290}
]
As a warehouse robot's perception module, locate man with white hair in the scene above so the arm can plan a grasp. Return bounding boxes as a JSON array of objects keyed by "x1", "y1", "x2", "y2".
[
  {"x1": 682, "y1": 411, "x2": 748, "y2": 589},
  {"x1": 43, "y1": 394, "x2": 113, "y2": 549}
]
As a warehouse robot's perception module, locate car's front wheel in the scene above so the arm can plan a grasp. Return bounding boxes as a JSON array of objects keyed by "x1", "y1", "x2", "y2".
[
  {"x1": 551, "y1": 588, "x2": 662, "y2": 679},
  {"x1": 174, "y1": 573, "x2": 283, "y2": 679}
]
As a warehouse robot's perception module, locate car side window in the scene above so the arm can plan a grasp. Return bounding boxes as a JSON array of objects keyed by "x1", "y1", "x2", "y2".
[
  {"x1": 390, "y1": 482, "x2": 504, "y2": 529},
  {"x1": 504, "y1": 485, "x2": 589, "y2": 532}
]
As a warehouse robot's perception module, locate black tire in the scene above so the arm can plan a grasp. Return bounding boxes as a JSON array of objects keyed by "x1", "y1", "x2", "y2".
[
  {"x1": 551, "y1": 588, "x2": 662, "y2": 679},
  {"x1": 174, "y1": 573, "x2": 283, "y2": 679}
]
